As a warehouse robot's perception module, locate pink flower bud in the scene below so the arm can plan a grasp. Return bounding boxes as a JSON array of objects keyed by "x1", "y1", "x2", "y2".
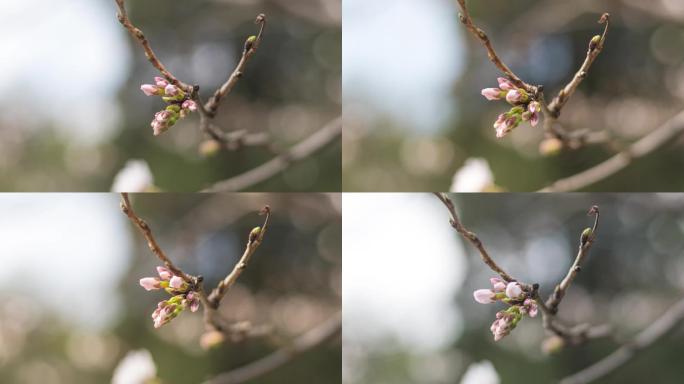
[
  {"x1": 155, "y1": 77, "x2": 169, "y2": 88},
  {"x1": 155, "y1": 110, "x2": 171, "y2": 123},
  {"x1": 497, "y1": 77, "x2": 515, "y2": 91},
  {"x1": 139, "y1": 277, "x2": 161, "y2": 291},
  {"x1": 494, "y1": 115, "x2": 518, "y2": 138},
  {"x1": 505, "y1": 89, "x2": 525, "y2": 104},
  {"x1": 481, "y1": 88, "x2": 503, "y2": 101},
  {"x1": 141, "y1": 84, "x2": 159, "y2": 96},
  {"x1": 182, "y1": 100, "x2": 198, "y2": 112},
  {"x1": 473, "y1": 289, "x2": 496, "y2": 304},
  {"x1": 164, "y1": 84, "x2": 179, "y2": 96},
  {"x1": 169, "y1": 275, "x2": 184, "y2": 289},
  {"x1": 505, "y1": 282, "x2": 524, "y2": 299},
  {"x1": 489, "y1": 277, "x2": 506, "y2": 292},
  {"x1": 186, "y1": 292, "x2": 200, "y2": 312},
  {"x1": 522, "y1": 298, "x2": 538, "y2": 317},
  {"x1": 151, "y1": 120, "x2": 166, "y2": 136},
  {"x1": 157, "y1": 266, "x2": 172, "y2": 281}
]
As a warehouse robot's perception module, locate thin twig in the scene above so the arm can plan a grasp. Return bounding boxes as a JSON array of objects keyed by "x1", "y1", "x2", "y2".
[
  {"x1": 434, "y1": 193, "x2": 517, "y2": 282},
  {"x1": 560, "y1": 297, "x2": 684, "y2": 384},
  {"x1": 205, "y1": 116, "x2": 342, "y2": 192},
  {"x1": 114, "y1": 0, "x2": 192, "y2": 93},
  {"x1": 204, "y1": 14, "x2": 267, "y2": 117},
  {"x1": 547, "y1": 13, "x2": 610, "y2": 117},
  {"x1": 456, "y1": 0, "x2": 537, "y2": 94},
  {"x1": 540, "y1": 109, "x2": 684, "y2": 192},
  {"x1": 120, "y1": 193, "x2": 195, "y2": 283},
  {"x1": 204, "y1": 312, "x2": 341, "y2": 384},
  {"x1": 546, "y1": 206, "x2": 600, "y2": 314},
  {"x1": 207, "y1": 206, "x2": 271, "y2": 307}
]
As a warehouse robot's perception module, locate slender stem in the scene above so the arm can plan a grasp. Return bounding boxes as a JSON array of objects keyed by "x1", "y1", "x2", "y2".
[
  {"x1": 204, "y1": 312, "x2": 341, "y2": 384},
  {"x1": 207, "y1": 206, "x2": 271, "y2": 307},
  {"x1": 546, "y1": 206, "x2": 600, "y2": 313},
  {"x1": 456, "y1": 0, "x2": 537, "y2": 94},
  {"x1": 120, "y1": 193, "x2": 195, "y2": 283},
  {"x1": 204, "y1": 14, "x2": 267, "y2": 117},
  {"x1": 540, "y1": 109, "x2": 684, "y2": 192},
  {"x1": 560, "y1": 297, "x2": 684, "y2": 384},
  {"x1": 434, "y1": 193, "x2": 517, "y2": 282},
  {"x1": 205, "y1": 116, "x2": 342, "y2": 192},
  {"x1": 114, "y1": 0, "x2": 193, "y2": 93},
  {"x1": 548, "y1": 13, "x2": 610, "y2": 117}
]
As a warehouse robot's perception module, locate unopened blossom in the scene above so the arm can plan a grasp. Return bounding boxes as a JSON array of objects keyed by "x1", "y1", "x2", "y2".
[
  {"x1": 489, "y1": 277, "x2": 506, "y2": 292},
  {"x1": 481, "y1": 88, "x2": 504, "y2": 101},
  {"x1": 505, "y1": 282, "x2": 524, "y2": 300},
  {"x1": 474, "y1": 289, "x2": 497, "y2": 304},
  {"x1": 490, "y1": 309, "x2": 520, "y2": 341},
  {"x1": 140, "y1": 265, "x2": 201, "y2": 328},
  {"x1": 520, "y1": 298, "x2": 538, "y2": 318},
  {"x1": 481, "y1": 77, "x2": 540, "y2": 138},
  {"x1": 140, "y1": 76, "x2": 197, "y2": 136}
]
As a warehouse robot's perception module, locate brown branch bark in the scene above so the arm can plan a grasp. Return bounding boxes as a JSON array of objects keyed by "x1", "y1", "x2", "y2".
[
  {"x1": 456, "y1": 0, "x2": 537, "y2": 95},
  {"x1": 540, "y1": 109, "x2": 684, "y2": 192},
  {"x1": 204, "y1": 312, "x2": 341, "y2": 384},
  {"x1": 114, "y1": 0, "x2": 193, "y2": 93},
  {"x1": 560, "y1": 297, "x2": 684, "y2": 384},
  {"x1": 205, "y1": 116, "x2": 342, "y2": 192},
  {"x1": 204, "y1": 14, "x2": 267, "y2": 117},
  {"x1": 207, "y1": 206, "x2": 271, "y2": 307},
  {"x1": 434, "y1": 193, "x2": 518, "y2": 283}
]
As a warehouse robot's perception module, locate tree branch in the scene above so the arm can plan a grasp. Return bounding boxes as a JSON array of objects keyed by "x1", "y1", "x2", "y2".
[
  {"x1": 540, "y1": 109, "x2": 684, "y2": 192},
  {"x1": 560, "y1": 297, "x2": 684, "y2": 384},
  {"x1": 205, "y1": 116, "x2": 342, "y2": 192},
  {"x1": 204, "y1": 14, "x2": 267, "y2": 117},
  {"x1": 547, "y1": 13, "x2": 610, "y2": 118},
  {"x1": 456, "y1": 0, "x2": 537, "y2": 94},
  {"x1": 546, "y1": 206, "x2": 599, "y2": 314},
  {"x1": 434, "y1": 193, "x2": 518, "y2": 283},
  {"x1": 120, "y1": 193, "x2": 195, "y2": 284},
  {"x1": 114, "y1": 0, "x2": 193, "y2": 93},
  {"x1": 204, "y1": 312, "x2": 341, "y2": 384},
  {"x1": 207, "y1": 206, "x2": 271, "y2": 307}
]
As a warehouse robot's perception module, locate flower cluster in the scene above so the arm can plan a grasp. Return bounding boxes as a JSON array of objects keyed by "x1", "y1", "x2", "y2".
[
  {"x1": 140, "y1": 266, "x2": 200, "y2": 328},
  {"x1": 141, "y1": 77, "x2": 198, "y2": 136},
  {"x1": 481, "y1": 78, "x2": 541, "y2": 138},
  {"x1": 473, "y1": 277, "x2": 538, "y2": 341}
]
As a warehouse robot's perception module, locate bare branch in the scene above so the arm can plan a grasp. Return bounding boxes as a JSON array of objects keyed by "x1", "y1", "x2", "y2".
[
  {"x1": 205, "y1": 116, "x2": 342, "y2": 192},
  {"x1": 204, "y1": 14, "x2": 267, "y2": 117},
  {"x1": 560, "y1": 297, "x2": 684, "y2": 384},
  {"x1": 434, "y1": 193, "x2": 518, "y2": 283},
  {"x1": 204, "y1": 312, "x2": 341, "y2": 384},
  {"x1": 547, "y1": 13, "x2": 610, "y2": 117},
  {"x1": 114, "y1": 0, "x2": 193, "y2": 93},
  {"x1": 541, "y1": 109, "x2": 684, "y2": 192},
  {"x1": 456, "y1": 0, "x2": 537, "y2": 94},
  {"x1": 120, "y1": 193, "x2": 195, "y2": 283},
  {"x1": 207, "y1": 206, "x2": 271, "y2": 307},
  {"x1": 546, "y1": 206, "x2": 599, "y2": 313}
]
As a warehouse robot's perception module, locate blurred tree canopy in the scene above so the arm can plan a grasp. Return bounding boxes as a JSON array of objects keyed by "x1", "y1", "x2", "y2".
[
  {"x1": 0, "y1": 0, "x2": 341, "y2": 192},
  {"x1": 0, "y1": 193, "x2": 341, "y2": 383},
  {"x1": 343, "y1": 0, "x2": 684, "y2": 192}
]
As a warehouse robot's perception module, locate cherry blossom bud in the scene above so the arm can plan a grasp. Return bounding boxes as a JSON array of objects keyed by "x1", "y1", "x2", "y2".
[
  {"x1": 186, "y1": 291, "x2": 200, "y2": 312},
  {"x1": 141, "y1": 84, "x2": 159, "y2": 96},
  {"x1": 169, "y1": 276, "x2": 184, "y2": 289},
  {"x1": 200, "y1": 330, "x2": 225, "y2": 350},
  {"x1": 182, "y1": 99, "x2": 198, "y2": 112},
  {"x1": 539, "y1": 138, "x2": 564, "y2": 156},
  {"x1": 490, "y1": 277, "x2": 506, "y2": 292},
  {"x1": 494, "y1": 115, "x2": 519, "y2": 138},
  {"x1": 164, "y1": 84, "x2": 179, "y2": 96},
  {"x1": 481, "y1": 88, "x2": 503, "y2": 101},
  {"x1": 139, "y1": 277, "x2": 161, "y2": 291},
  {"x1": 497, "y1": 77, "x2": 515, "y2": 91},
  {"x1": 154, "y1": 77, "x2": 169, "y2": 88},
  {"x1": 156, "y1": 266, "x2": 172, "y2": 281},
  {"x1": 151, "y1": 120, "x2": 166, "y2": 136},
  {"x1": 200, "y1": 140, "x2": 222, "y2": 157},
  {"x1": 473, "y1": 289, "x2": 496, "y2": 304},
  {"x1": 505, "y1": 282, "x2": 524, "y2": 299},
  {"x1": 505, "y1": 89, "x2": 527, "y2": 105},
  {"x1": 522, "y1": 298, "x2": 538, "y2": 317}
]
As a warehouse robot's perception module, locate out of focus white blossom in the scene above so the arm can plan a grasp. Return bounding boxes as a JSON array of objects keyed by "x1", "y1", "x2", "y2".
[
  {"x1": 460, "y1": 360, "x2": 500, "y2": 384},
  {"x1": 111, "y1": 160, "x2": 155, "y2": 192},
  {"x1": 450, "y1": 158, "x2": 496, "y2": 192},
  {"x1": 112, "y1": 349, "x2": 158, "y2": 384}
]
